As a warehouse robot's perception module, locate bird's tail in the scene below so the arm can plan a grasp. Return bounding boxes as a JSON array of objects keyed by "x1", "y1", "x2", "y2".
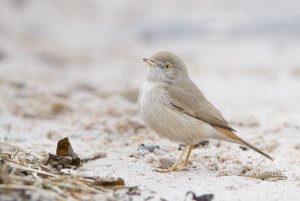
[
  {"x1": 214, "y1": 127, "x2": 274, "y2": 161},
  {"x1": 238, "y1": 138, "x2": 274, "y2": 161}
]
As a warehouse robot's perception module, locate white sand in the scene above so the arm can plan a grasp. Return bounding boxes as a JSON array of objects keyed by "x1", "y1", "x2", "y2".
[{"x1": 1, "y1": 1, "x2": 300, "y2": 200}]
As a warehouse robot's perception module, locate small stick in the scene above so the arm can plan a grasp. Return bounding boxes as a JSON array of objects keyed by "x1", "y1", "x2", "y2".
[
  {"x1": 0, "y1": 184, "x2": 66, "y2": 201},
  {"x1": 238, "y1": 174, "x2": 287, "y2": 181},
  {"x1": 6, "y1": 161, "x2": 57, "y2": 177}
]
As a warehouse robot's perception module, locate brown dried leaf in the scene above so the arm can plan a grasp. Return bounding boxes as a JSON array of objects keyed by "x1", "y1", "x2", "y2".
[
  {"x1": 56, "y1": 137, "x2": 78, "y2": 158},
  {"x1": 43, "y1": 137, "x2": 81, "y2": 170}
]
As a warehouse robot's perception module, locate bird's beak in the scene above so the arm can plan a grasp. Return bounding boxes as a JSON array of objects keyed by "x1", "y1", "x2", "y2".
[{"x1": 143, "y1": 58, "x2": 157, "y2": 67}]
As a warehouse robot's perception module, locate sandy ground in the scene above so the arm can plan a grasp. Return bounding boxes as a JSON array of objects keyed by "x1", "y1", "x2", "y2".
[{"x1": 1, "y1": 0, "x2": 300, "y2": 200}]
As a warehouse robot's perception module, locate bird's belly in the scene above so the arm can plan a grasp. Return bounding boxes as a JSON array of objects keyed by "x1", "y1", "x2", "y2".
[{"x1": 139, "y1": 83, "x2": 217, "y2": 144}]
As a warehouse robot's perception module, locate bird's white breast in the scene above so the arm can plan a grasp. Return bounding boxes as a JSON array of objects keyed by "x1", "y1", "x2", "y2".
[
  {"x1": 139, "y1": 81, "x2": 169, "y2": 128},
  {"x1": 139, "y1": 81, "x2": 169, "y2": 115},
  {"x1": 141, "y1": 81, "x2": 161, "y2": 93},
  {"x1": 139, "y1": 81, "x2": 220, "y2": 144}
]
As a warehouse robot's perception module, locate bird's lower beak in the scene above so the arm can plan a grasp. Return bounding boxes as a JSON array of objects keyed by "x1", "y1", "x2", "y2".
[{"x1": 143, "y1": 58, "x2": 157, "y2": 67}]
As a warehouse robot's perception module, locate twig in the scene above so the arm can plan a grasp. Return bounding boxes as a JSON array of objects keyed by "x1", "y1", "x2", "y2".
[
  {"x1": 74, "y1": 179, "x2": 107, "y2": 194},
  {"x1": 0, "y1": 143, "x2": 44, "y2": 160},
  {"x1": 11, "y1": 150, "x2": 20, "y2": 160},
  {"x1": 0, "y1": 184, "x2": 67, "y2": 201},
  {"x1": 7, "y1": 161, "x2": 57, "y2": 177},
  {"x1": 238, "y1": 174, "x2": 287, "y2": 181}
]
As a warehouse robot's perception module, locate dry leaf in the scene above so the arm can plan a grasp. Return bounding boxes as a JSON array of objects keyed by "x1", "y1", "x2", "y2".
[
  {"x1": 56, "y1": 137, "x2": 78, "y2": 158},
  {"x1": 43, "y1": 137, "x2": 81, "y2": 170}
]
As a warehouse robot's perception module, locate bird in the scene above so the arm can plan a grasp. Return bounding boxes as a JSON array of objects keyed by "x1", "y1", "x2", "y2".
[{"x1": 138, "y1": 51, "x2": 274, "y2": 172}]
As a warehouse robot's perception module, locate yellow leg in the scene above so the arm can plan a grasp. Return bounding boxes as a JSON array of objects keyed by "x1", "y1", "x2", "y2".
[
  {"x1": 184, "y1": 145, "x2": 193, "y2": 166},
  {"x1": 156, "y1": 145, "x2": 189, "y2": 172}
]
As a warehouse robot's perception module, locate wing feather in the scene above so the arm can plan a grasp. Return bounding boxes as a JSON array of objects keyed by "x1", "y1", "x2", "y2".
[
  {"x1": 166, "y1": 81, "x2": 274, "y2": 161},
  {"x1": 166, "y1": 81, "x2": 236, "y2": 132}
]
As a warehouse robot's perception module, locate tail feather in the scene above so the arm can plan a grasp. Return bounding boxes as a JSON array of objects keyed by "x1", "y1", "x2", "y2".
[
  {"x1": 214, "y1": 127, "x2": 274, "y2": 161},
  {"x1": 239, "y1": 138, "x2": 274, "y2": 161}
]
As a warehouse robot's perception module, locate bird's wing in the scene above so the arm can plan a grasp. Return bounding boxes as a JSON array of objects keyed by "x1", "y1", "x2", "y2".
[
  {"x1": 167, "y1": 82, "x2": 274, "y2": 161},
  {"x1": 166, "y1": 82, "x2": 236, "y2": 132}
]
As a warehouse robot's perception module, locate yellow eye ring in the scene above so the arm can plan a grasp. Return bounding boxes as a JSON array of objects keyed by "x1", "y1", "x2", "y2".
[{"x1": 164, "y1": 63, "x2": 171, "y2": 69}]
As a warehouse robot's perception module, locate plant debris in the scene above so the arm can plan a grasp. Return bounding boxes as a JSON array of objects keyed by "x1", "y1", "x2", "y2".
[
  {"x1": 185, "y1": 191, "x2": 214, "y2": 201},
  {"x1": 43, "y1": 137, "x2": 80, "y2": 171},
  {"x1": 239, "y1": 174, "x2": 288, "y2": 182},
  {"x1": 56, "y1": 137, "x2": 78, "y2": 158},
  {"x1": 84, "y1": 176, "x2": 125, "y2": 187},
  {"x1": 44, "y1": 153, "x2": 80, "y2": 170},
  {"x1": 0, "y1": 142, "x2": 131, "y2": 201},
  {"x1": 81, "y1": 152, "x2": 107, "y2": 163}
]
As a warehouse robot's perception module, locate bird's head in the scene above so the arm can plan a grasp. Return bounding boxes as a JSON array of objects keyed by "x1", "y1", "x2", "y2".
[{"x1": 143, "y1": 51, "x2": 189, "y2": 83}]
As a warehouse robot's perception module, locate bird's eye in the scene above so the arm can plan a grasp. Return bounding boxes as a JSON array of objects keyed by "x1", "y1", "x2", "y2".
[{"x1": 164, "y1": 63, "x2": 172, "y2": 69}]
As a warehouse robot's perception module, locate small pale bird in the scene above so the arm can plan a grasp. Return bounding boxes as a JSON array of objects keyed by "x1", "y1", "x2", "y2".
[{"x1": 139, "y1": 51, "x2": 274, "y2": 172}]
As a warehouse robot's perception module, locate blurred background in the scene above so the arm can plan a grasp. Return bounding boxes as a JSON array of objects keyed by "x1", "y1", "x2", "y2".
[{"x1": 0, "y1": 0, "x2": 300, "y2": 141}]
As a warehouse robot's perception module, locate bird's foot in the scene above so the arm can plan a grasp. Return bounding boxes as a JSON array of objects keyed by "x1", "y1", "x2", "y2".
[{"x1": 183, "y1": 159, "x2": 192, "y2": 166}]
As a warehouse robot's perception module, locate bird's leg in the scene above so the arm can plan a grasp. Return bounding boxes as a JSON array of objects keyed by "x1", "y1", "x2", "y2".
[
  {"x1": 156, "y1": 145, "x2": 189, "y2": 172},
  {"x1": 184, "y1": 145, "x2": 193, "y2": 166}
]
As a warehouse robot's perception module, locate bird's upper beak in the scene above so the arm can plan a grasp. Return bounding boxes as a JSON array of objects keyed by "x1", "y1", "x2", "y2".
[{"x1": 143, "y1": 58, "x2": 157, "y2": 67}]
